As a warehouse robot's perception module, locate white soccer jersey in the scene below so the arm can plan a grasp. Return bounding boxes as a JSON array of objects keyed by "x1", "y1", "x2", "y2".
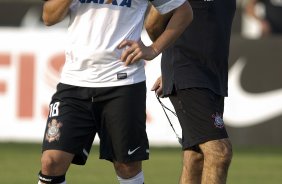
[{"x1": 60, "y1": 0, "x2": 185, "y2": 87}]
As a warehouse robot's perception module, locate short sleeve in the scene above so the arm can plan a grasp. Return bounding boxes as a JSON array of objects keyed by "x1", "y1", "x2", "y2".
[
  {"x1": 69, "y1": 0, "x2": 80, "y2": 11},
  {"x1": 150, "y1": 0, "x2": 186, "y2": 14}
]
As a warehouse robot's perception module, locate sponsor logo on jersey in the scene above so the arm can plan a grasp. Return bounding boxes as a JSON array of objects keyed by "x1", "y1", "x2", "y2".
[{"x1": 79, "y1": 0, "x2": 132, "y2": 7}]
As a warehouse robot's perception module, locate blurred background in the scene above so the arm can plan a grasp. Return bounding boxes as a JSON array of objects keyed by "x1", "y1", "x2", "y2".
[{"x1": 0, "y1": 0, "x2": 281, "y2": 183}]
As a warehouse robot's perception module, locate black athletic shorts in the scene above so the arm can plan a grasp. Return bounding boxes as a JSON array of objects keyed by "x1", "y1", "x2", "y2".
[
  {"x1": 42, "y1": 82, "x2": 149, "y2": 165},
  {"x1": 169, "y1": 88, "x2": 229, "y2": 150}
]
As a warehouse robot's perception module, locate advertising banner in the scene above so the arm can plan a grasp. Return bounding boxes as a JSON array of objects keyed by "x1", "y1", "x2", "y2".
[
  {"x1": 225, "y1": 36, "x2": 282, "y2": 146},
  {"x1": 0, "y1": 28, "x2": 182, "y2": 146},
  {"x1": 0, "y1": 29, "x2": 281, "y2": 146}
]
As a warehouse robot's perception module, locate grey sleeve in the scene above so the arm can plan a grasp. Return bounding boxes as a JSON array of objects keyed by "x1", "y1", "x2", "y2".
[{"x1": 150, "y1": 0, "x2": 186, "y2": 14}]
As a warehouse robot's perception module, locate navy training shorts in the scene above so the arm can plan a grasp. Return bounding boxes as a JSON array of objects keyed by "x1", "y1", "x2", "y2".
[
  {"x1": 42, "y1": 82, "x2": 149, "y2": 165},
  {"x1": 169, "y1": 88, "x2": 229, "y2": 150}
]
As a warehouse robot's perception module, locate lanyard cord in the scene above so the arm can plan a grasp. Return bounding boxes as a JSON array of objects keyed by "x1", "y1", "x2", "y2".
[{"x1": 155, "y1": 93, "x2": 182, "y2": 146}]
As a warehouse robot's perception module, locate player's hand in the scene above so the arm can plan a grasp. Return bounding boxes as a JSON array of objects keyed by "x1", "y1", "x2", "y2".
[
  {"x1": 118, "y1": 39, "x2": 158, "y2": 66},
  {"x1": 151, "y1": 76, "x2": 163, "y2": 97}
]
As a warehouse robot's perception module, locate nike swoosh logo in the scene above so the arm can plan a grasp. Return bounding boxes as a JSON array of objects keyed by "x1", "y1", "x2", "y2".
[
  {"x1": 128, "y1": 146, "x2": 141, "y2": 155},
  {"x1": 224, "y1": 57, "x2": 282, "y2": 127}
]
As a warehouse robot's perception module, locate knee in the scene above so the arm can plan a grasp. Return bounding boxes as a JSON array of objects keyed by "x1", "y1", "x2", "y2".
[
  {"x1": 40, "y1": 150, "x2": 73, "y2": 175},
  {"x1": 183, "y1": 150, "x2": 204, "y2": 166},
  {"x1": 41, "y1": 155, "x2": 60, "y2": 174},
  {"x1": 218, "y1": 141, "x2": 232, "y2": 166},
  {"x1": 114, "y1": 161, "x2": 142, "y2": 179},
  {"x1": 182, "y1": 150, "x2": 204, "y2": 174},
  {"x1": 202, "y1": 139, "x2": 233, "y2": 167},
  {"x1": 223, "y1": 139, "x2": 232, "y2": 158}
]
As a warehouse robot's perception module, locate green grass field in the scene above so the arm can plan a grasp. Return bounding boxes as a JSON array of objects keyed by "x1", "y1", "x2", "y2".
[{"x1": 0, "y1": 143, "x2": 282, "y2": 184}]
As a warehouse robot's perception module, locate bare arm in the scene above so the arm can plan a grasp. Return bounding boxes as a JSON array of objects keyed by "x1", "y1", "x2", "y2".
[
  {"x1": 118, "y1": 1, "x2": 193, "y2": 66},
  {"x1": 145, "y1": 2, "x2": 192, "y2": 96},
  {"x1": 147, "y1": 1, "x2": 193, "y2": 54},
  {"x1": 144, "y1": 5, "x2": 173, "y2": 42},
  {"x1": 42, "y1": 0, "x2": 73, "y2": 26},
  {"x1": 145, "y1": 1, "x2": 194, "y2": 43}
]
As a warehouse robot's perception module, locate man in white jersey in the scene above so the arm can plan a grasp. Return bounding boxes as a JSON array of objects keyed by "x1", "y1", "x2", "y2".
[{"x1": 38, "y1": 0, "x2": 193, "y2": 183}]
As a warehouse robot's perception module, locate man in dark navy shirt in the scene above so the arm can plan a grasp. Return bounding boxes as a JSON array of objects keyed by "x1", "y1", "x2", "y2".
[
  {"x1": 245, "y1": 0, "x2": 282, "y2": 36},
  {"x1": 146, "y1": 0, "x2": 236, "y2": 183}
]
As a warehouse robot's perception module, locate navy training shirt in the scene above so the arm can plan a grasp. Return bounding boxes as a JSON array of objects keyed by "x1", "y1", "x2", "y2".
[{"x1": 161, "y1": 0, "x2": 236, "y2": 97}]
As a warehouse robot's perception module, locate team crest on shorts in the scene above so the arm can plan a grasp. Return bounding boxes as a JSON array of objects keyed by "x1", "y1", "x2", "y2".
[
  {"x1": 212, "y1": 112, "x2": 224, "y2": 128},
  {"x1": 45, "y1": 119, "x2": 63, "y2": 143}
]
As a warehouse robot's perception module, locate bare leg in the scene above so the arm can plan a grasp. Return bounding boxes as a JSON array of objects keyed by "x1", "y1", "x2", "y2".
[
  {"x1": 40, "y1": 150, "x2": 74, "y2": 176},
  {"x1": 114, "y1": 161, "x2": 142, "y2": 179},
  {"x1": 180, "y1": 149, "x2": 204, "y2": 184},
  {"x1": 200, "y1": 138, "x2": 232, "y2": 184}
]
